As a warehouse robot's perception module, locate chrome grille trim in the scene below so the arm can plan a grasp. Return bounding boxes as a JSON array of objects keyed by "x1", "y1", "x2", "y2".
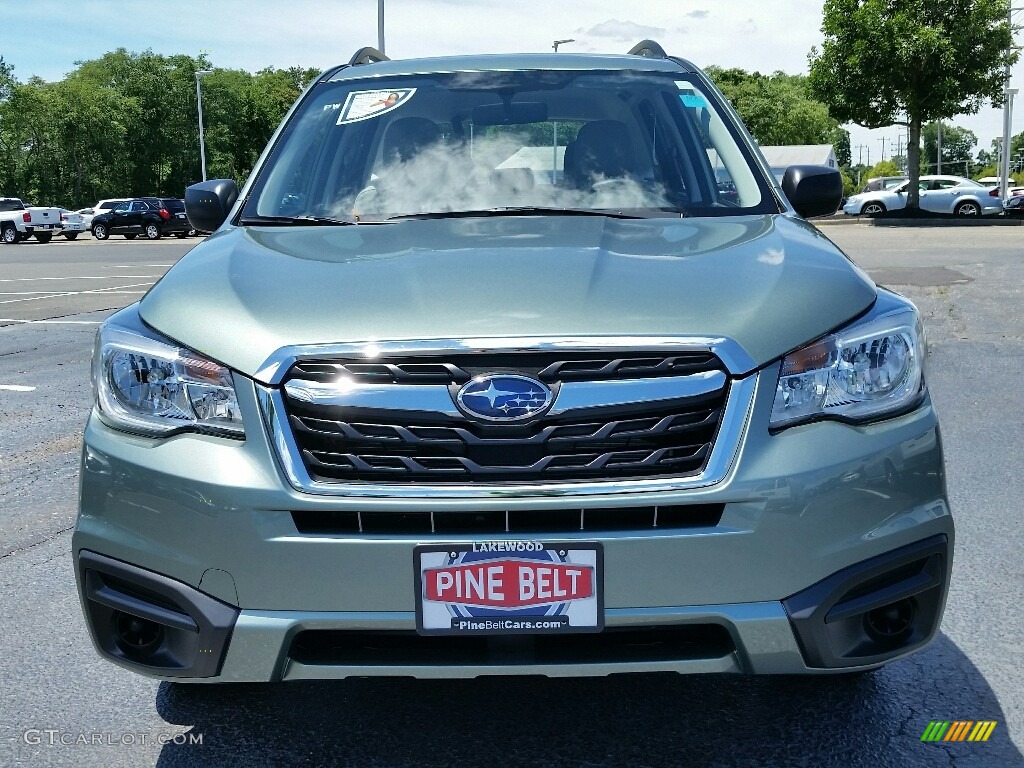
[
  {"x1": 254, "y1": 335, "x2": 758, "y2": 384},
  {"x1": 256, "y1": 372, "x2": 759, "y2": 498},
  {"x1": 283, "y1": 370, "x2": 727, "y2": 416}
]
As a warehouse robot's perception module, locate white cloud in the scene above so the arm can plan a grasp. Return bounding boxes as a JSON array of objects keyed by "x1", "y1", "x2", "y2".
[{"x1": 585, "y1": 19, "x2": 667, "y2": 41}]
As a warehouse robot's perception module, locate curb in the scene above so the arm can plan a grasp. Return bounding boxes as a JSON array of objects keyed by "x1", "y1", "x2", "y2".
[{"x1": 814, "y1": 216, "x2": 1023, "y2": 227}]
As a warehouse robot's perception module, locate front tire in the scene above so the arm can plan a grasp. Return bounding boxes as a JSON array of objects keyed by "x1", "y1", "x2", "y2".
[
  {"x1": 92, "y1": 223, "x2": 109, "y2": 240},
  {"x1": 35, "y1": 232, "x2": 53, "y2": 244},
  {"x1": 955, "y1": 201, "x2": 980, "y2": 216},
  {"x1": 1, "y1": 223, "x2": 18, "y2": 244},
  {"x1": 861, "y1": 202, "x2": 886, "y2": 216}
]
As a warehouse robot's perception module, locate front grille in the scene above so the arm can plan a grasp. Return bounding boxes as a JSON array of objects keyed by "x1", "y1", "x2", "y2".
[
  {"x1": 282, "y1": 352, "x2": 728, "y2": 484},
  {"x1": 290, "y1": 350, "x2": 724, "y2": 385},
  {"x1": 291, "y1": 504, "x2": 725, "y2": 536},
  {"x1": 288, "y1": 625, "x2": 736, "y2": 667}
]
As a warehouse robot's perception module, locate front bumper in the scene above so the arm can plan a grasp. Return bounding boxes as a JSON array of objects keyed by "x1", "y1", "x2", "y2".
[{"x1": 73, "y1": 367, "x2": 954, "y2": 680}]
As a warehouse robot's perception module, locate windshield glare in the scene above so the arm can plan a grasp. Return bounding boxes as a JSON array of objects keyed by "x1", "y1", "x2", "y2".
[{"x1": 245, "y1": 69, "x2": 775, "y2": 222}]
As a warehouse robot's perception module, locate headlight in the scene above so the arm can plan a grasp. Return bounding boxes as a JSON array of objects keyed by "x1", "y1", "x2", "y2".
[
  {"x1": 93, "y1": 318, "x2": 244, "y2": 437},
  {"x1": 770, "y1": 308, "x2": 924, "y2": 429}
]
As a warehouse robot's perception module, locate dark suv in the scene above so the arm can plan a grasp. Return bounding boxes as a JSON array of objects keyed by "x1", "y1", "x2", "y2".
[{"x1": 91, "y1": 198, "x2": 193, "y2": 240}]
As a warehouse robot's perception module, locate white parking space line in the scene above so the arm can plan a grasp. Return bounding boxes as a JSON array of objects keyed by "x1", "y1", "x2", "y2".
[
  {"x1": 0, "y1": 319, "x2": 102, "y2": 324},
  {"x1": 106, "y1": 264, "x2": 175, "y2": 268},
  {"x1": 0, "y1": 275, "x2": 161, "y2": 283},
  {"x1": 0, "y1": 384, "x2": 36, "y2": 392},
  {"x1": 0, "y1": 283, "x2": 153, "y2": 305}
]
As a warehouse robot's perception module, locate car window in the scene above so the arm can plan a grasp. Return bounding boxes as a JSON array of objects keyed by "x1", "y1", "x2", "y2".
[
  {"x1": 244, "y1": 69, "x2": 777, "y2": 221},
  {"x1": 130, "y1": 201, "x2": 147, "y2": 212},
  {"x1": 113, "y1": 202, "x2": 131, "y2": 213}
]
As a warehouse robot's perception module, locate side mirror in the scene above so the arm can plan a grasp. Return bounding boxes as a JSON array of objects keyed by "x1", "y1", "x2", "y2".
[
  {"x1": 895, "y1": 189, "x2": 905, "y2": 195},
  {"x1": 185, "y1": 179, "x2": 239, "y2": 233},
  {"x1": 781, "y1": 165, "x2": 843, "y2": 219}
]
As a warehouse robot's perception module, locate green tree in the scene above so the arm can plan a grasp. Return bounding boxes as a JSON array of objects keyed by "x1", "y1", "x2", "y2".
[
  {"x1": 865, "y1": 160, "x2": 902, "y2": 179},
  {"x1": 921, "y1": 122, "x2": 977, "y2": 174},
  {"x1": 809, "y1": 0, "x2": 1017, "y2": 208},
  {"x1": 831, "y1": 127, "x2": 852, "y2": 167},
  {"x1": 705, "y1": 67, "x2": 840, "y2": 146}
]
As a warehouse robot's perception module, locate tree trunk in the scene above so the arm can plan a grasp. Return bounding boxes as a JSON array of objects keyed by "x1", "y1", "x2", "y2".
[{"x1": 907, "y1": 117, "x2": 922, "y2": 209}]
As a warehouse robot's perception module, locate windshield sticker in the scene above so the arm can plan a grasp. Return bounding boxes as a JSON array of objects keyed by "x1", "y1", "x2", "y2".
[
  {"x1": 337, "y1": 88, "x2": 416, "y2": 125},
  {"x1": 680, "y1": 93, "x2": 708, "y2": 109}
]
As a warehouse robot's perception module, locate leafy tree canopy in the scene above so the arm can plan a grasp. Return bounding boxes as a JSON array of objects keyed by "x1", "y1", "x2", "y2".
[
  {"x1": 0, "y1": 49, "x2": 319, "y2": 208},
  {"x1": 809, "y1": 0, "x2": 1017, "y2": 207},
  {"x1": 705, "y1": 67, "x2": 841, "y2": 147}
]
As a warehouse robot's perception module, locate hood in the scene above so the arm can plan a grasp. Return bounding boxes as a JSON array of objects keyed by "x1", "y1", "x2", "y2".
[{"x1": 139, "y1": 214, "x2": 876, "y2": 381}]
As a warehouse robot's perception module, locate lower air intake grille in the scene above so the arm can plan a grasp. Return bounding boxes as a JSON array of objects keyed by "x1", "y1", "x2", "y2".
[{"x1": 291, "y1": 504, "x2": 725, "y2": 536}]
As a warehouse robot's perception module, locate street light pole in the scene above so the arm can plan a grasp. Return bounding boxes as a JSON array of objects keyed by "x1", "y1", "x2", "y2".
[
  {"x1": 195, "y1": 69, "x2": 213, "y2": 182},
  {"x1": 552, "y1": 38, "x2": 574, "y2": 52},
  {"x1": 378, "y1": 0, "x2": 385, "y2": 54},
  {"x1": 1000, "y1": 6, "x2": 1023, "y2": 199}
]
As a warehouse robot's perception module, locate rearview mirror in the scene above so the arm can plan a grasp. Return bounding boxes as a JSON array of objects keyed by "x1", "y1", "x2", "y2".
[
  {"x1": 781, "y1": 165, "x2": 843, "y2": 219},
  {"x1": 184, "y1": 179, "x2": 239, "y2": 233},
  {"x1": 472, "y1": 102, "x2": 548, "y2": 126}
]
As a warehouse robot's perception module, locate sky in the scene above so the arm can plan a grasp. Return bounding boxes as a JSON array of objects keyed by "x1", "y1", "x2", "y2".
[{"x1": 5, "y1": 0, "x2": 1022, "y2": 173}]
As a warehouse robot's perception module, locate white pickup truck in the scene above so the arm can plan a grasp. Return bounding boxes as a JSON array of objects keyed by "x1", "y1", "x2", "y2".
[{"x1": 0, "y1": 198, "x2": 62, "y2": 243}]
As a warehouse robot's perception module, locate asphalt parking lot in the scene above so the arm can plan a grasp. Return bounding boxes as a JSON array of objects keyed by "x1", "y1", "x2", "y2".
[{"x1": 0, "y1": 226, "x2": 1021, "y2": 767}]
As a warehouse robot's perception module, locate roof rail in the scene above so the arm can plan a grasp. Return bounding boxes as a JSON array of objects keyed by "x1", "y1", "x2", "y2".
[
  {"x1": 349, "y1": 47, "x2": 390, "y2": 66},
  {"x1": 627, "y1": 40, "x2": 668, "y2": 59}
]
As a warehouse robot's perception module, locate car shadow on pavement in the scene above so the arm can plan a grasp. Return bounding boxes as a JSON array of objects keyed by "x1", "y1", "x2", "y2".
[{"x1": 154, "y1": 632, "x2": 1019, "y2": 768}]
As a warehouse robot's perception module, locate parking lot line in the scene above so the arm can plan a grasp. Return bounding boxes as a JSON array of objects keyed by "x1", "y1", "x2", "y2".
[
  {"x1": 0, "y1": 319, "x2": 102, "y2": 324},
  {"x1": 0, "y1": 275, "x2": 161, "y2": 282},
  {"x1": 0, "y1": 283, "x2": 153, "y2": 305},
  {"x1": 0, "y1": 384, "x2": 36, "y2": 392}
]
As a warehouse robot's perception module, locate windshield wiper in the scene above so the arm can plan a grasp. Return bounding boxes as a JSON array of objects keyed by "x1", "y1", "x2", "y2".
[
  {"x1": 381, "y1": 207, "x2": 685, "y2": 222},
  {"x1": 238, "y1": 214, "x2": 357, "y2": 226}
]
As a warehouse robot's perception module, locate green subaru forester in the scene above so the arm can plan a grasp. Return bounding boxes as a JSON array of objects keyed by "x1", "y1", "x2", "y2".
[{"x1": 73, "y1": 41, "x2": 952, "y2": 682}]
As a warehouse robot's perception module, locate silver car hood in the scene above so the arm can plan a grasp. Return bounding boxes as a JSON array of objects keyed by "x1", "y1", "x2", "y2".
[{"x1": 139, "y1": 214, "x2": 876, "y2": 381}]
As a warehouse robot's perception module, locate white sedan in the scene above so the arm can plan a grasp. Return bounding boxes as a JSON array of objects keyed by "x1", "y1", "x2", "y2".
[{"x1": 843, "y1": 175, "x2": 1002, "y2": 216}]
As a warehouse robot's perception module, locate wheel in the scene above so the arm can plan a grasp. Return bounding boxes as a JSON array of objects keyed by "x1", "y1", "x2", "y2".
[
  {"x1": 92, "y1": 223, "x2": 109, "y2": 240},
  {"x1": 954, "y1": 201, "x2": 980, "y2": 216},
  {"x1": 35, "y1": 232, "x2": 53, "y2": 244},
  {"x1": 124, "y1": 233, "x2": 137, "y2": 240},
  {"x1": 1, "y1": 223, "x2": 18, "y2": 244},
  {"x1": 186, "y1": 228, "x2": 197, "y2": 237},
  {"x1": 144, "y1": 223, "x2": 161, "y2": 240},
  {"x1": 63, "y1": 232, "x2": 79, "y2": 240},
  {"x1": 860, "y1": 201, "x2": 886, "y2": 216}
]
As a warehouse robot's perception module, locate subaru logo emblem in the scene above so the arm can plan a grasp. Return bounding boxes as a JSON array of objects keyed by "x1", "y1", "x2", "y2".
[{"x1": 455, "y1": 375, "x2": 554, "y2": 422}]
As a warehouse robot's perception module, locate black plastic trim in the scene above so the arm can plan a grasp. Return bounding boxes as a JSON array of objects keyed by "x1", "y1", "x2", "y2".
[
  {"x1": 77, "y1": 550, "x2": 239, "y2": 678},
  {"x1": 783, "y1": 535, "x2": 948, "y2": 668}
]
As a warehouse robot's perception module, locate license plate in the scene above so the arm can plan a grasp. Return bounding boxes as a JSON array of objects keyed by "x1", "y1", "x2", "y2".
[
  {"x1": 175, "y1": 213, "x2": 186, "y2": 218},
  {"x1": 39, "y1": 224, "x2": 53, "y2": 229},
  {"x1": 415, "y1": 541, "x2": 603, "y2": 635}
]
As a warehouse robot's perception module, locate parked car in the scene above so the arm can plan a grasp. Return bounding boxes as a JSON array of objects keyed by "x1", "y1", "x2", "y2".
[
  {"x1": 74, "y1": 41, "x2": 952, "y2": 684},
  {"x1": 844, "y1": 174, "x2": 1002, "y2": 216},
  {"x1": 139, "y1": 197, "x2": 195, "y2": 237},
  {"x1": 58, "y1": 209, "x2": 87, "y2": 240},
  {"x1": 0, "y1": 198, "x2": 62, "y2": 243},
  {"x1": 76, "y1": 208, "x2": 97, "y2": 229},
  {"x1": 91, "y1": 198, "x2": 190, "y2": 240},
  {"x1": 1003, "y1": 187, "x2": 1024, "y2": 215},
  {"x1": 859, "y1": 176, "x2": 906, "y2": 194}
]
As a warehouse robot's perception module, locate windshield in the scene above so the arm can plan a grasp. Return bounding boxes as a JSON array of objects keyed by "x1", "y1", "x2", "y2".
[{"x1": 242, "y1": 69, "x2": 777, "y2": 222}]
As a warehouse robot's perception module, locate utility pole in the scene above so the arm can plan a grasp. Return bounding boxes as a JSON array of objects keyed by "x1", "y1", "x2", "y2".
[
  {"x1": 879, "y1": 136, "x2": 887, "y2": 162},
  {"x1": 937, "y1": 121, "x2": 943, "y2": 175},
  {"x1": 1000, "y1": 6, "x2": 1023, "y2": 199},
  {"x1": 378, "y1": 0, "x2": 385, "y2": 54}
]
